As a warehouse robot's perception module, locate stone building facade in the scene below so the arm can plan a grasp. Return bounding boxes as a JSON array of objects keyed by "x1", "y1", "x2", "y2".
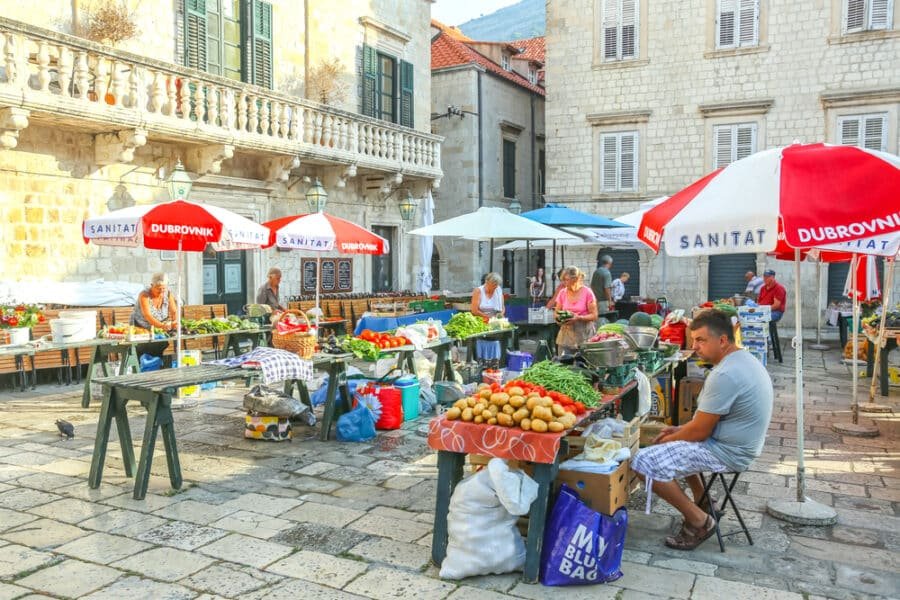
[
  {"x1": 545, "y1": 0, "x2": 900, "y2": 323},
  {"x1": 430, "y1": 23, "x2": 546, "y2": 293},
  {"x1": 0, "y1": 1, "x2": 442, "y2": 310}
]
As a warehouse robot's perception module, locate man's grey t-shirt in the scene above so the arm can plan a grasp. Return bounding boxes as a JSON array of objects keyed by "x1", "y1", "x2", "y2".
[
  {"x1": 697, "y1": 349, "x2": 773, "y2": 471},
  {"x1": 590, "y1": 267, "x2": 612, "y2": 304}
]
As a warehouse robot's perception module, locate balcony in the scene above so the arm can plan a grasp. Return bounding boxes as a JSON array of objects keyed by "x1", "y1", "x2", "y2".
[{"x1": 0, "y1": 17, "x2": 442, "y2": 183}]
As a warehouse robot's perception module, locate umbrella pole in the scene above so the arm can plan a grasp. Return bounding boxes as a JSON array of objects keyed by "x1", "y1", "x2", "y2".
[
  {"x1": 661, "y1": 242, "x2": 668, "y2": 296},
  {"x1": 766, "y1": 249, "x2": 836, "y2": 525},
  {"x1": 810, "y1": 261, "x2": 829, "y2": 350},
  {"x1": 490, "y1": 239, "x2": 495, "y2": 275},
  {"x1": 552, "y1": 241, "x2": 557, "y2": 290},
  {"x1": 867, "y1": 258, "x2": 894, "y2": 406},
  {"x1": 561, "y1": 245, "x2": 565, "y2": 267},
  {"x1": 175, "y1": 239, "x2": 183, "y2": 369},
  {"x1": 315, "y1": 255, "x2": 321, "y2": 329}
]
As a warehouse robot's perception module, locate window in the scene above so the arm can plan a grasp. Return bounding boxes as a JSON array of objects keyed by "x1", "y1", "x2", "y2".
[
  {"x1": 528, "y1": 67, "x2": 537, "y2": 84},
  {"x1": 601, "y1": 0, "x2": 639, "y2": 61},
  {"x1": 362, "y1": 45, "x2": 414, "y2": 127},
  {"x1": 716, "y1": 0, "x2": 759, "y2": 48},
  {"x1": 713, "y1": 123, "x2": 757, "y2": 168},
  {"x1": 844, "y1": 0, "x2": 893, "y2": 32},
  {"x1": 600, "y1": 132, "x2": 638, "y2": 192},
  {"x1": 503, "y1": 139, "x2": 517, "y2": 198},
  {"x1": 184, "y1": 0, "x2": 273, "y2": 88},
  {"x1": 838, "y1": 113, "x2": 888, "y2": 151},
  {"x1": 501, "y1": 54, "x2": 511, "y2": 71}
]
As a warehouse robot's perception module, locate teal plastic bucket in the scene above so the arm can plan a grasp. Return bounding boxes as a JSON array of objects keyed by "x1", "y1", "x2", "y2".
[{"x1": 395, "y1": 375, "x2": 420, "y2": 421}]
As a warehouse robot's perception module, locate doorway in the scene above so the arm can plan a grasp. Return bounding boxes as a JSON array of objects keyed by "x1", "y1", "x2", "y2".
[
  {"x1": 203, "y1": 247, "x2": 247, "y2": 314},
  {"x1": 371, "y1": 225, "x2": 395, "y2": 292}
]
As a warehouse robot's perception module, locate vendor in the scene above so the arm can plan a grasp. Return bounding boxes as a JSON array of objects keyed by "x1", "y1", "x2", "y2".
[
  {"x1": 256, "y1": 267, "x2": 285, "y2": 312},
  {"x1": 471, "y1": 272, "x2": 505, "y2": 319},
  {"x1": 132, "y1": 272, "x2": 178, "y2": 332},
  {"x1": 554, "y1": 266, "x2": 598, "y2": 355}
]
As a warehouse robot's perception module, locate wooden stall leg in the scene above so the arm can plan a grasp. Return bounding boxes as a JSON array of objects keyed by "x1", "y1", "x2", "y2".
[
  {"x1": 523, "y1": 461, "x2": 558, "y2": 583},
  {"x1": 113, "y1": 396, "x2": 136, "y2": 477},
  {"x1": 158, "y1": 397, "x2": 182, "y2": 491},
  {"x1": 88, "y1": 386, "x2": 117, "y2": 489},
  {"x1": 431, "y1": 450, "x2": 465, "y2": 567},
  {"x1": 133, "y1": 397, "x2": 161, "y2": 500},
  {"x1": 319, "y1": 362, "x2": 342, "y2": 441}
]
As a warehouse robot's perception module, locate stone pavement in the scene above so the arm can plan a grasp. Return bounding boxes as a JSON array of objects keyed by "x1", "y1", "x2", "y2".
[{"x1": 0, "y1": 343, "x2": 897, "y2": 600}]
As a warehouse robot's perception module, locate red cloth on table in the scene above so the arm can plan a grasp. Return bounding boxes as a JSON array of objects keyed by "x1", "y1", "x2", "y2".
[{"x1": 428, "y1": 416, "x2": 566, "y2": 463}]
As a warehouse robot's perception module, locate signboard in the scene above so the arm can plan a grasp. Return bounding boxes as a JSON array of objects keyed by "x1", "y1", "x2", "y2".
[
  {"x1": 320, "y1": 259, "x2": 336, "y2": 292},
  {"x1": 337, "y1": 259, "x2": 353, "y2": 291},
  {"x1": 300, "y1": 258, "x2": 353, "y2": 293},
  {"x1": 301, "y1": 259, "x2": 318, "y2": 293}
]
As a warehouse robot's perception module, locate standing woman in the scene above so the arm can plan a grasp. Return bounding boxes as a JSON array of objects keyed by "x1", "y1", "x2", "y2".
[
  {"x1": 471, "y1": 272, "x2": 505, "y2": 319},
  {"x1": 554, "y1": 266, "x2": 598, "y2": 355}
]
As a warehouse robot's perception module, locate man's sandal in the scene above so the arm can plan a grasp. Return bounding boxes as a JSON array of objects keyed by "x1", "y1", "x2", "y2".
[
  {"x1": 695, "y1": 496, "x2": 723, "y2": 518},
  {"x1": 664, "y1": 515, "x2": 717, "y2": 550}
]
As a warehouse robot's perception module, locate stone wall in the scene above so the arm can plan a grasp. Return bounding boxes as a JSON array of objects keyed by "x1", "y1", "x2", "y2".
[{"x1": 545, "y1": 0, "x2": 900, "y2": 320}]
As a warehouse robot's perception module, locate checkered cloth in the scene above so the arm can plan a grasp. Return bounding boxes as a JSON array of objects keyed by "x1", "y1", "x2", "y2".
[
  {"x1": 211, "y1": 347, "x2": 313, "y2": 384},
  {"x1": 631, "y1": 441, "x2": 728, "y2": 514}
]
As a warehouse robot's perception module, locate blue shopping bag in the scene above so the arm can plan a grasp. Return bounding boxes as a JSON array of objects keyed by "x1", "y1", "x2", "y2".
[
  {"x1": 335, "y1": 403, "x2": 376, "y2": 442},
  {"x1": 540, "y1": 484, "x2": 628, "y2": 586}
]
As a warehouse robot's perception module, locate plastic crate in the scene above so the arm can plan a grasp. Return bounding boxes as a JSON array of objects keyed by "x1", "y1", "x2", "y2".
[
  {"x1": 737, "y1": 305, "x2": 771, "y2": 323},
  {"x1": 409, "y1": 299, "x2": 446, "y2": 313},
  {"x1": 528, "y1": 307, "x2": 555, "y2": 324}
]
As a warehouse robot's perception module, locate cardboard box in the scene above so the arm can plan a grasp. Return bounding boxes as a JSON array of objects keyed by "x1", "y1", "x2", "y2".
[
  {"x1": 554, "y1": 460, "x2": 629, "y2": 516},
  {"x1": 178, "y1": 350, "x2": 202, "y2": 399}
]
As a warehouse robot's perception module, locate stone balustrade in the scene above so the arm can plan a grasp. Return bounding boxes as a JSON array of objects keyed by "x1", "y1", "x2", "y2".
[{"x1": 0, "y1": 17, "x2": 442, "y2": 182}]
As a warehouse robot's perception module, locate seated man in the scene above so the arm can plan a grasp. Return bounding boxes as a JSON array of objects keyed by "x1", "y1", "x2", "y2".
[
  {"x1": 757, "y1": 269, "x2": 786, "y2": 322},
  {"x1": 631, "y1": 309, "x2": 773, "y2": 550}
]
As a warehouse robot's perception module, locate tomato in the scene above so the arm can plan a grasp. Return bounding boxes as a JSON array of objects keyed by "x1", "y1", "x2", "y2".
[
  {"x1": 573, "y1": 402, "x2": 585, "y2": 414},
  {"x1": 360, "y1": 329, "x2": 375, "y2": 341},
  {"x1": 378, "y1": 340, "x2": 389, "y2": 349},
  {"x1": 7, "y1": 317, "x2": 17, "y2": 327},
  {"x1": 391, "y1": 339, "x2": 402, "y2": 348}
]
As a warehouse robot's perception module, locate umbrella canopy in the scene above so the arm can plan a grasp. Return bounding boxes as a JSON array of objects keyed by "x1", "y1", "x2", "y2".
[
  {"x1": 409, "y1": 206, "x2": 578, "y2": 241},
  {"x1": 844, "y1": 255, "x2": 881, "y2": 301},
  {"x1": 639, "y1": 144, "x2": 900, "y2": 256},
  {"x1": 416, "y1": 190, "x2": 436, "y2": 293},
  {"x1": 83, "y1": 200, "x2": 270, "y2": 251},
  {"x1": 578, "y1": 197, "x2": 668, "y2": 249},
  {"x1": 264, "y1": 212, "x2": 389, "y2": 254},
  {"x1": 520, "y1": 203, "x2": 629, "y2": 228}
]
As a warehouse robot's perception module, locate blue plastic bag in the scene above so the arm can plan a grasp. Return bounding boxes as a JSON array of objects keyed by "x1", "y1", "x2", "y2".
[
  {"x1": 335, "y1": 403, "x2": 376, "y2": 442},
  {"x1": 139, "y1": 354, "x2": 161, "y2": 372},
  {"x1": 540, "y1": 484, "x2": 628, "y2": 586}
]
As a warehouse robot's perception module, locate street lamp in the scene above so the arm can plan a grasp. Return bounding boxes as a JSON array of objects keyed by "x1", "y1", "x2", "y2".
[
  {"x1": 305, "y1": 178, "x2": 328, "y2": 213},
  {"x1": 398, "y1": 190, "x2": 418, "y2": 221},
  {"x1": 167, "y1": 159, "x2": 193, "y2": 201},
  {"x1": 509, "y1": 198, "x2": 522, "y2": 214}
]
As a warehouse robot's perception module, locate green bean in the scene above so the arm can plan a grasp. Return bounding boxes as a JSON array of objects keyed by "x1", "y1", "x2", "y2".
[{"x1": 521, "y1": 360, "x2": 600, "y2": 407}]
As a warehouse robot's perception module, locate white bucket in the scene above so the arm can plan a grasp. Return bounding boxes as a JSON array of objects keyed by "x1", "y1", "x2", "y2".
[
  {"x1": 50, "y1": 317, "x2": 94, "y2": 343},
  {"x1": 57, "y1": 310, "x2": 96, "y2": 342},
  {"x1": 1, "y1": 327, "x2": 30, "y2": 346}
]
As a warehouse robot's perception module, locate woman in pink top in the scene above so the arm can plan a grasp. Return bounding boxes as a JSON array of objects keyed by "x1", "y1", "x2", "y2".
[{"x1": 554, "y1": 266, "x2": 598, "y2": 355}]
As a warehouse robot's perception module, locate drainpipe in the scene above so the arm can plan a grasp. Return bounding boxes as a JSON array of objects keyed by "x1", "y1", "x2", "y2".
[
  {"x1": 527, "y1": 93, "x2": 536, "y2": 278},
  {"x1": 477, "y1": 70, "x2": 483, "y2": 209}
]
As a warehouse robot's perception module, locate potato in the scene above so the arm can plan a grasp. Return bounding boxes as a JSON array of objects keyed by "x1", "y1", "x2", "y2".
[
  {"x1": 474, "y1": 415, "x2": 484, "y2": 424},
  {"x1": 509, "y1": 395, "x2": 525, "y2": 408},
  {"x1": 488, "y1": 404, "x2": 500, "y2": 416},
  {"x1": 453, "y1": 399, "x2": 468, "y2": 411},
  {"x1": 520, "y1": 417, "x2": 532, "y2": 431},
  {"x1": 551, "y1": 403, "x2": 566, "y2": 417},
  {"x1": 507, "y1": 386, "x2": 525, "y2": 396},
  {"x1": 531, "y1": 418, "x2": 549, "y2": 433},
  {"x1": 487, "y1": 417, "x2": 498, "y2": 425},
  {"x1": 467, "y1": 397, "x2": 477, "y2": 407},
  {"x1": 501, "y1": 404, "x2": 515, "y2": 415},
  {"x1": 461, "y1": 408, "x2": 474, "y2": 422},
  {"x1": 477, "y1": 382, "x2": 491, "y2": 390},
  {"x1": 559, "y1": 414, "x2": 577, "y2": 429},
  {"x1": 548, "y1": 421, "x2": 565, "y2": 432},
  {"x1": 513, "y1": 407, "x2": 530, "y2": 423},
  {"x1": 446, "y1": 407, "x2": 462, "y2": 420},
  {"x1": 541, "y1": 396, "x2": 554, "y2": 407},
  {"x1": 497, "y1": 413, "x2": 513, "y2": 427},
  {"x1": 472, "y1": 402, "x2": 486, "y2": 415},
  {"x1": 479, "y1": 389, "x2": 492, "y2": 399},
  {"x1": 490, "y1": 392, "x2": 510, "y2": 405},
  {"x1": 532, "y1": 406, "x2": 553, "y2": 422},
  {"x1": 527, "y1": 392, "x2": 541, "y2": 399},
  {"x1": 526, "y1": 397, "x2": 540, "y2": 411}
]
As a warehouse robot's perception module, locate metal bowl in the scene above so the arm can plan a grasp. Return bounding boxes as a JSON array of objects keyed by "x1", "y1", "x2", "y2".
[
  {"x1": 582, "y1": 338, "x2": 628, "y2": 350},
  {"x1": 582, "y1": 345, "x2": 625, "y2": 368},
  {"x1": 732, "y1": 295, "x2": 747, "y2": 307},
  {"x1": 622, "y1": 326, "x2": 659, "y2": 350}
]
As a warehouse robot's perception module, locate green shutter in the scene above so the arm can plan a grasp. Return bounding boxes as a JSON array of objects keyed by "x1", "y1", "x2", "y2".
[
  {"x1": 362, "y1": 44, "x2": 377, "y2": 117},
  {"x1": 184, "y1": 0, "x2": 208, "y2": 71},
  {"x1": 250, "y1": 0, "x2": 273, "y2": 88},
  {"x1": 399, "y1": 60, "x2": 414, "y2": 128}
]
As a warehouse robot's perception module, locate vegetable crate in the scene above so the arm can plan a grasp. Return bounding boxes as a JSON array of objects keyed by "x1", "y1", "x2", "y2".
[
  {"x1": 528, "y1": 307, "x2": 555, "y2": 324},
  {"x1": 409, "y1": 299, "x2": 445, "y2": 312}
]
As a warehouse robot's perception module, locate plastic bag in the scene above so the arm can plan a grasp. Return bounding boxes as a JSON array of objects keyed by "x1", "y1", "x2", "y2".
[
  {"x1": 418, "y1": 377, "x2": 437, "y2": 414},
  {"x1": 540, "y1": 485, "x2": 627, "y2": 586},
  {"x1": 243, "y1": 384, "x2": 305, "y2": 418},
  {"x1": 439, "y1": 458, "x2": 539, "y2": 580},
  {"x1": 336, "y1": 403, "x2": 376, "y2": 442}
]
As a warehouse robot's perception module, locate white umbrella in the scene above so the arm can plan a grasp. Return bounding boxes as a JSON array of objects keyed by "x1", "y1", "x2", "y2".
[{"x1": 416, "y1": 190, "x2": 435, "y2": 294}]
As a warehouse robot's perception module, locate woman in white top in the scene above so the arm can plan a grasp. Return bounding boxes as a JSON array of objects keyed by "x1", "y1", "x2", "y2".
[{"x1": 471, "y1": 272, "x2": 505, "y2": 319}]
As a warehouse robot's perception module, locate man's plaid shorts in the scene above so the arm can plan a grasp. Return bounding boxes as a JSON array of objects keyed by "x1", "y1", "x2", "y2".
[{"x1": 631, "y1": 441, "x2": 728, "y2": 482}]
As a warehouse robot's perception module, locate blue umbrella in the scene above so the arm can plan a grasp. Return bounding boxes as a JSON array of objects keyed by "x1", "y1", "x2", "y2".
[{"x1": 520, "y1": 204, "x2": 628, "y2": 288}]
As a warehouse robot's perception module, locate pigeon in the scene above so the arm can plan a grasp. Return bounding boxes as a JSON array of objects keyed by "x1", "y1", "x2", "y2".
[{"x1": 55, "y1": 419, "x2": 75, "y2": 440}]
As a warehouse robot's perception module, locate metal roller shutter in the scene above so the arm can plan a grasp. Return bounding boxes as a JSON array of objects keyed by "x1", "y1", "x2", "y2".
[
  {"x1": 600, "y1": 249, "x2": 640, "y2": 299},
  {"x1": 708, "y1": 253, "x2": 756, "y2": 301}
]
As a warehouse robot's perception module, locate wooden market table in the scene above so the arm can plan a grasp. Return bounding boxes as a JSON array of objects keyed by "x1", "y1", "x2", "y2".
[
  {"x1": 392, "y1": 337, "x2": 456, "y2": 382},
  {"x1": 865, "y1": 328, "x2": 900, "y2": 397},
  {"x1": 428, "y1": 387, "x2": 626, "y2": 583},
  {"x1": 460, "y1": 328, "x2": 517, "y2": 365},
  {"x1": 0, "y1": 343, "x2": 35, "y2": 391},
  {"x1": 89, "y1": 364, "x2": 249, "y2": 499}
]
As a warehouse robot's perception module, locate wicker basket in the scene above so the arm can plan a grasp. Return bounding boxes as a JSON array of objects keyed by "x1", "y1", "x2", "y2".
[{"x1": 272, "y1": 310, "x2": 316, "y2": 359}]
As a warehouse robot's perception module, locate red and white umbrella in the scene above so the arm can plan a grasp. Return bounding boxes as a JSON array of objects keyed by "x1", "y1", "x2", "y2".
[
  {"x1": 84, "y1": 200, "x2": 269, "y2": 365},
  {"x1": 263, "y1": 212, "x2": 389, "y2": 321},
  {"x1": 639, "y1": 143, "x2": 900, "y2": 256},
  {"x1": 844, "y1": 254, "x2": 881, "y2": 301}
]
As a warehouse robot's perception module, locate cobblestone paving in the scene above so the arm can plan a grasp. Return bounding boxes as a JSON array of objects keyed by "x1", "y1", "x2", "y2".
[{"x1": 0, "y1": 342, "x2": 897, "y2": 599}]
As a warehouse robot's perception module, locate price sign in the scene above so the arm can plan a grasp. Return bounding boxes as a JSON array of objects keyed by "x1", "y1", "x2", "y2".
[
  {"x1": 337, "y1": 259, "x2": 353, "y2": 291},
  {"x1": 320, "y1": 259, "x2": 336, "y2": 292},
  {"x1": 301, "y1": 259, "x2": 318, "y2": 293}
]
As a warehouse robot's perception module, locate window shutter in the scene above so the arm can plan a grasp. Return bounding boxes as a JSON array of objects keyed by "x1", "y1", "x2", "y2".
[
  {"x1": 845, "y1": 0, "x2": 865, "y2": 31},
  {"x1": 399, "y1": 60, "x2": 414, "y2": 128},
  {"x1": 738, "y1": 0, "x2": 758, "y2": 45},
  {"x1": 361, "y1": 44, "x2": 377, "y2": 117},
  {"x1": 870, "y1": 0, "x2": 891, "y2": 29},
  {"x1": 621, "y1": 0, "x2": 637, "y2": 58},
  {"x1": 838, "y1": 116, "x2": 860, "y2": 146},
  {"x1": 620, "y1": 133, "x2": 637, "y2": 190},
  {"x1": 184, "y1": 0, "x2": 207, "y2": 71},
  {"x1": 717, "y1": 0, "x2": 737, "y2": 47},
  {"x1": 601, "y1": 134, "x2": 618, "y2": 191},
  {"x1": 713, "y1": 125, "x2": 733, "y2": 168},
  {"x1": 603, "y1": 0, "x2": 619, "y2": 59},
  {"x1": 862, "y1": 115, "x2": 887, "y2": 151},
  {"x1": 735, "y1": 124, "x2": 756, "y2": 160},
  {"x1": 250, "y1": 1, "x2": 273, "y2": 88}
]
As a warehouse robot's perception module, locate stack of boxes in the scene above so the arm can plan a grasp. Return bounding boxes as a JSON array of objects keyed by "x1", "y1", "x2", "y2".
[{"x1": 738, "y1": 305, "x2": 772, "y2": 365}]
